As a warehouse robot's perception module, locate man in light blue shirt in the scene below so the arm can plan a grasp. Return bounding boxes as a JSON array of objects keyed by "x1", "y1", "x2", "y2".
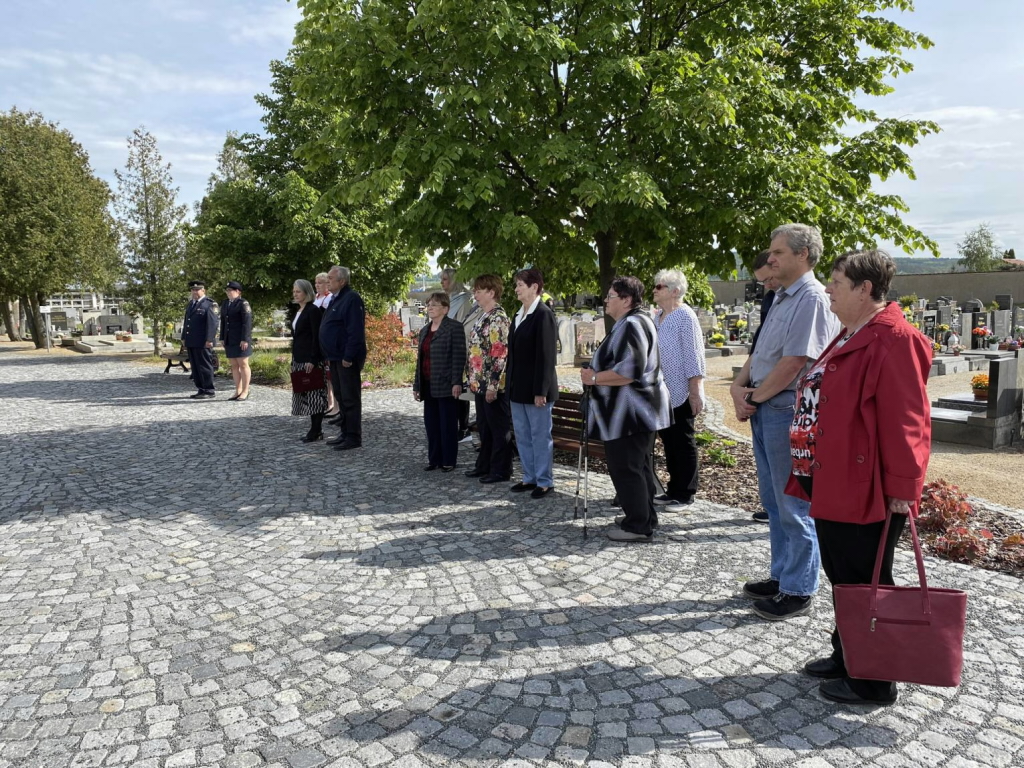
[{"x1": 730, "y1": 224, "x2": 839, "y2": 620}]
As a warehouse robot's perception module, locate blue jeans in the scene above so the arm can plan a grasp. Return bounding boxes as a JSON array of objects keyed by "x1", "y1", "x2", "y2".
[
  {"x1": 750, "y1": 390, "x2": 819, "y2": 597},
  {"x1": 510, "y1": 401, "x2": 554, "y2": 488}
]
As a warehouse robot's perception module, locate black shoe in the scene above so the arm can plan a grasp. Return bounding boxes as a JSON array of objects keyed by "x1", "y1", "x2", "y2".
[
  {"x1": 530, "y1": 486, "x2": 554, "y2": 499},
  {"x1": 440, "y1": 465, "x2": 455, "y2": 473},
  {"x1": 464, "y1": 469, "x2": 488, "y2": 478},
  {"x1": 190, "y1": 392, "x2": 214, "y2": 399},
  {"x1": 326, "y1": 434, "x2": 347, "y2": 446},
  {"x1": 333, "y1": 441, "x2": 361, "y2": 451},
  {"x1": 819, "y1": 678, "x2": 896, "y2": 706},
  {"x1": 742, "y1": 578, "x2": 779, "y2": 599},
  {"x1": 228, "y1": 394, "x2": 241, "y2": 401},
  {"x1": 480, "y1": 475, "x2": 510, "y2": 484},
  {"x1": 301, "y1": 432, "x2": 324, "y2": 443},
  {"x1": 510, "y1": 482, "x2": 537, "y2": 493},
  {"x1": 752, "y1": 593, "x2": 813, "y2": 621},
  {"x1": 752, "y1": 511, "x2": 769, "y2": 523},
  {"x1": 653, "y1": 494, "x2": 681, "y2": 506},
  {"x1": 424, "y1": 464, "x2": 438, "y2": 471},
  {"x1": 803, "y1": 658, "x2": 846, "y2": 680},
  {"x1": 328, "y1": 415, "x2": 344, "y2": 426}
]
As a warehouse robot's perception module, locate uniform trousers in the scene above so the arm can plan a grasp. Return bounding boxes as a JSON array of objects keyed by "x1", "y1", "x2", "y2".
[
  {"x1": 187, "y1": 346, "x2": 216, "y2": 394},
  {"x1": 605, "y1": 430, "x2": 658, "y2": 536},
  {"x1": 816, "y1": 514, "x2": 907, "y2": 700},
  {"x1": 473, "y1": 392, "x2": 512, "y2": 479},
  {"x1": 329, "y1": 359, "x2": 363, "y2": 444}
]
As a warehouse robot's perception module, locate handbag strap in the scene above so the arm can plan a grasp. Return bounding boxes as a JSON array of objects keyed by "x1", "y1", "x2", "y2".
[{"x1": 870, "y1": 508, "x2": 931, "y2": 614}]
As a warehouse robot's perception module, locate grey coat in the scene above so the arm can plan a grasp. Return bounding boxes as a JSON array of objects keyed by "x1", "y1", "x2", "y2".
[{"x1": 414, "y1": 316, "x2": 467, "y2": 398}]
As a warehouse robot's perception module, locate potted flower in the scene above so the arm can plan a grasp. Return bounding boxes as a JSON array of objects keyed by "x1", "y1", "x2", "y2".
[
  {"x1": 951, "y1": 343, "x2": 966, "y2": 356},
  {"x1": 971, "y1": 373, "x2": 989, "y2": 401},
  {"x1": 709, "y1": 332, "x2": 726, "y2": 348}
]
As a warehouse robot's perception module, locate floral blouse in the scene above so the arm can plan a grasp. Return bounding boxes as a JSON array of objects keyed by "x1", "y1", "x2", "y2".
[{"x1": 466, "y1": 306, "x2": 510, "y2": 394}]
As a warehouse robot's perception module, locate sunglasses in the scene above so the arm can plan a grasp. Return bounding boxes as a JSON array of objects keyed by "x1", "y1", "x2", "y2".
[{"x1": 654, "y1": 284, "x2": 669, "y2": 290}]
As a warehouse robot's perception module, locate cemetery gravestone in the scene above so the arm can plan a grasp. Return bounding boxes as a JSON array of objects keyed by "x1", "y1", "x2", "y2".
[
  {"x1": 993, "y1": 310, "x2": 1011, "y2": 341},
  {"x1": 50, "y1": 311, "x2": 70, "y2": 332},
  {"x1": 995, "y1": 294, "x2": 1013, "y2": 311},
  {"x1": 922, "y1": 312, "x2": 936, "y2": 340},
  {"x1": 97, "y1": 315, "x2": 128, "y2": 335},
  {"x1": 556, "y1": 317, "x2": 576, "y2": 366}
]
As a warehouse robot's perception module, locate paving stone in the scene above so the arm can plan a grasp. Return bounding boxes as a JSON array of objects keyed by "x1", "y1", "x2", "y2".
[{"x1": 0, "y1": 356, "x2": 1022, "y2": 768}]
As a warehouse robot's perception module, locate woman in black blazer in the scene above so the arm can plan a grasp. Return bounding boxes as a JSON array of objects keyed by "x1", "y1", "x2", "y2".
[
  {"x1": 507, "y1": 268, "x2": 559, "y2": 498},
  {"x1": 414, "y1": 291, "x2": 467, "y2": 472},
  {"x1": 221, "y1": 281, "x2": 254, "y2": 400},
  {"x1": 290, "y1": 279, "x2": 330, "y2": 442}
]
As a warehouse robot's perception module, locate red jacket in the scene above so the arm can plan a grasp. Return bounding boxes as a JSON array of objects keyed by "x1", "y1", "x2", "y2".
[{"x1": 785, "y1": 302, "x2": 932, "y2": 524}]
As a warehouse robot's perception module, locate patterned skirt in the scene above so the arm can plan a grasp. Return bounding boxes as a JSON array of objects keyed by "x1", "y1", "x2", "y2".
[{"x1": 290, "y1": 361, "x2": 329, "y2": 416}]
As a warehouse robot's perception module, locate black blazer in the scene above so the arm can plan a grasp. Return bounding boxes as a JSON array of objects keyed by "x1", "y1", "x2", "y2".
[
  {"x1": 291, "y1": 304, "x2": 323, "y2": 365},
  {"x1": 414, "y1": 316, "x2": 467, "y2": 398},
  {"x1": 507, "y1": 301, "x2": 559, "y2": 404},
  {"x1": 220, "y1": 298, "x2": 253, "y2": 346}
]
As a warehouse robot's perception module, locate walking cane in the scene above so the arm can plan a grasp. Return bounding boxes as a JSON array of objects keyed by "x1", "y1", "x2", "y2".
[{"x1": 573, "y1": 382, "x2": 592, "y2": 538}]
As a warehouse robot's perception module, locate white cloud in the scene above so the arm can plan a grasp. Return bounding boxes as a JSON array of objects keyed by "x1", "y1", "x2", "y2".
[
  {"x1": 908, "y1": 106, "x2": 1024, "y2": 126},
  {"x1": 228, "y1": 3, "x2": 300, "y2": 46}
]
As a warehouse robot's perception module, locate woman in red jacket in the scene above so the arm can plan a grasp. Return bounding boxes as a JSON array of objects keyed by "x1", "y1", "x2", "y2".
[{"x1": 786, "y1": 249, "x2": 931, "y2": 707}]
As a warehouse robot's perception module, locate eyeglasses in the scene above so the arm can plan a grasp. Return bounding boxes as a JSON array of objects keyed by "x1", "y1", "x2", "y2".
[
  {"x1": 605, "y1": 294, "x2": 620, "y2": 301},
  {"x1": 654, "y1": 284, "x2": 668, "y2": 291}
]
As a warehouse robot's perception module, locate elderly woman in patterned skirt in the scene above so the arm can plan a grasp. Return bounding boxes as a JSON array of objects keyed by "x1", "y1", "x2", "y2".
[
  {"x1": 580, "y1": 276, "x2": 671, "y2": 541},
  {"x1": 290, "y1": 279, "x2": 329, "y2": 441}
]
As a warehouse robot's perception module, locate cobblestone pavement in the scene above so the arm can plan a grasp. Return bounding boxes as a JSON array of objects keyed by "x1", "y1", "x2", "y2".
[{"x1": 2, "y1": 353, "x2": 1023, "y2": 768}]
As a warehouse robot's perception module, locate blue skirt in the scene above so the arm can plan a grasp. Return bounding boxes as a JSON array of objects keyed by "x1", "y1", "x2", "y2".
[{"x1": 225, "y1": 343, "x2": 253, "y2": 359}]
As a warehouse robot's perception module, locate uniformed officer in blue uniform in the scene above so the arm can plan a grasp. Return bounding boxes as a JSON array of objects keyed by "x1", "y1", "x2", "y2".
[
  {"x1": 183, "y1": 280, "x2": 220, "y2": 399},
  {"x1": 220, "y1": 280, "x2": 254, "y2": 401}
]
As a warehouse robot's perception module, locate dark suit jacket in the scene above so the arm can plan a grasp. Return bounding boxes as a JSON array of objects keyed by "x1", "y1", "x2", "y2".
[
  {"x1": 414, "y1": 316, "x2": 467, "y2": 398},
  {"x1": 750, "y1": 290, "x2": 775, "y2": 355},
  {"x1": 507, "y1": 301, "x2": 559, "y2": 405},
  {"x1": 291, "y1": 304, "x2": 323, "y2": 365},
  {"x1": 183, "y1": 296, "x2": 218, "y2": 348},
  {"x1": 219, "y1": 298, "x2": 253, "y2": 346}
]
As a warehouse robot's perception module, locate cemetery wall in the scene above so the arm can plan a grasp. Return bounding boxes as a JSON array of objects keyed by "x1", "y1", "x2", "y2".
[{"x1": 710, "y1": 270, "x2": 1024, "y2": 307}]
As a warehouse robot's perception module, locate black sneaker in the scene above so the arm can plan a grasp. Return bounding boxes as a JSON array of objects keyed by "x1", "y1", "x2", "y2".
[
  {"x1": 742, "y1": 578, "x2": 779, "y2": 599},
  {"x1": 752, "y1": 593, "x2": 813, "y2": 621},
  {"x1": 653, "y1": 494, "x2": 679, "y2": 506},
  {"x1": 752, "y1": 511, "x2": 769, "y2": 523}
]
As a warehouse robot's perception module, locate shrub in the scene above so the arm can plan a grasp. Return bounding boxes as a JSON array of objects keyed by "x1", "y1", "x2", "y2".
[
  {"x1": 918, "y1": 479, "x2": 973, "y2": 532},
  {"x1": 898, "y1": 293, "x2": 919, "y2": 308},
  {"x1": 932, "y1": 526, "x2": 993, "y2": 563},
  {"x1": 249, "y1": 350, "x2": 291, "y2": 385},
  {"x1": 366, "y1": 313, "x2": 415, "y2": 371},
  {"x1": 707, "y1": 447, "x2": 737, "y2": 468}
]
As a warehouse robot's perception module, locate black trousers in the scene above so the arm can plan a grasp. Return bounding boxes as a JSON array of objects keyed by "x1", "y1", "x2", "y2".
[
  {"x1": 605, "y1": 430, "x2": 658, "y2": 535},
  {"x1": 422, "y1": 392, "x2": 459, "y2": 467},
  {"x1": 187, "y1": 346, "x2": 215, "y2": 393},
  {"x1": 474, "y1": 392, "x2": 512, "y2": 479},
  {"x1": 659, "y1": 400, "x2": 698, "y2": 501},
  {"x1": 329, "y1": 359, "x2": 363, "y2": 443},
  {"x1": 816, "y1": 514, "x2": 907, "y2": 698},
  {"x1": 457, "y1": 398, "x2": 471, "y2": 433}
]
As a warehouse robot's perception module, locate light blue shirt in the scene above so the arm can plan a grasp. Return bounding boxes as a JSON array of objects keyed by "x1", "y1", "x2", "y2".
[
  {"x1": 656, "y1": 305, "x2": 706, "y2": 408},
  {"x1": 749, "y1": 271, "x2": 838, "y2": 389}
]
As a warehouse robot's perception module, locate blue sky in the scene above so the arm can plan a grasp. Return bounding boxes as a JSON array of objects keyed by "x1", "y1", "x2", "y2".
[{"x1": 2, "y1": 0, "x2": 1021, "y2": 260}]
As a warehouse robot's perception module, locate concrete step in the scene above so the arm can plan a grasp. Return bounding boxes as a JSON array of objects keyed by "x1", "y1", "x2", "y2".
[
  {"x1": 933, "y1": 394, "x2": 987, "y2": 413},
  {"x1": 931, "y1": 407, "x2": 971, "y2": 422}
]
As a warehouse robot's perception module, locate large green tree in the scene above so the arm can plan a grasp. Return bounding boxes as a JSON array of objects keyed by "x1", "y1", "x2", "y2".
[
  {"x1": 0, "y1": 108, "x2": 119, "y2": 345},
  {"x1": 114, "y1": 128, "x2": 190, "y2": 355},
  {"x1": 190, "y1": 59, "x2": 424, "y2": 316},
  {"x1": 293, "y1": 0, "x2": 939, "y2": 303}
]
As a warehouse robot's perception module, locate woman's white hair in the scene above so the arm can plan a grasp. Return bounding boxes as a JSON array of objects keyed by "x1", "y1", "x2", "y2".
[{"x1": 654, "y1": 268, "x2": 688, "y2": 298}]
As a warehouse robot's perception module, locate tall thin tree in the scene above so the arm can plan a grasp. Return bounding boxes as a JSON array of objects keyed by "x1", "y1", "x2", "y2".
[{"x1": 114, "y1": 128, "x2": 189, "y2": 355}]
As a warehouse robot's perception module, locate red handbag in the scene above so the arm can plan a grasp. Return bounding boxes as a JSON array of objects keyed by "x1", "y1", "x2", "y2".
[
  {"x1": 290, "y1": 368, "x2": 326, "y2": 393},
  {"x1": 834, "y1": 510, "x2": 967, "y2": 688}
]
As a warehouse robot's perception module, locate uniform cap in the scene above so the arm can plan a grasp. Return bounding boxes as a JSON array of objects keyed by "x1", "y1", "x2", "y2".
[
  {"x1": 226, "y1": 280, "x2": 243, "y2": 291},
  {"x1": 188, "y1": 280, "x2": 205, "y2": 289}
]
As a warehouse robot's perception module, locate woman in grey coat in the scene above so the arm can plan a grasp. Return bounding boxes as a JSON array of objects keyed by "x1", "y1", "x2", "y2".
[{"x1": 414, "y1": 291, "x2": 467, "y2": 471}]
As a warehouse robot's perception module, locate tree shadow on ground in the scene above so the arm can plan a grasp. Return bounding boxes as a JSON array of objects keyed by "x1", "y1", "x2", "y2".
[{"x1": 255, "y1": 658, "x2": 902, "y2": 765}]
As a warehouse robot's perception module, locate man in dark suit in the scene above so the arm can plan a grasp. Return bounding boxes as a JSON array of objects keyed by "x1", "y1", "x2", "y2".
[
  {"x1": 183, "y1": 280, "x2": 220, "y2": 399},
  {"x1": 319, "y1": 266, "x2": 367, "y2": 450}
]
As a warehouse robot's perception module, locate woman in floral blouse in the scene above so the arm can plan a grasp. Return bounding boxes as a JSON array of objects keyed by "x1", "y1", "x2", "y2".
[{"x1": 463, "y1": 274, "x2": 513, "y2": 483}]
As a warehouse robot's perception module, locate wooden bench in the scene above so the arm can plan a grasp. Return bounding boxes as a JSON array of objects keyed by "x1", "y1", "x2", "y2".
[
  {"x1": 162, "y1": 346, "x2": 190, "y2": 373},
  {"x1": 552, "y1": 390, "x2": 606, "y2": 459}
]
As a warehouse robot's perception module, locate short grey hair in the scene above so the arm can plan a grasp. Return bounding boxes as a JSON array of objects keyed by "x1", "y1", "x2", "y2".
[
  {"x1": 328, "y1": 265, "x2": 351, "y2": 284},
  {"x1": 654, "y1": 268, "x2": 688, "y2": 298},
  {"x1": 293, "y1": 279, "x2": 315, "y2": 304},
  {"x1": 314, "y1": 272, "x2": 329, "y2": 283},
  {"x1": 771, "y1": 223, "x2": 823, "y2": 266}
]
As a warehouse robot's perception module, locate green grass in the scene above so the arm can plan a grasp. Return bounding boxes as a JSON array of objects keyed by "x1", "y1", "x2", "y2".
[{"x1": 247, "y1": 350, "x2": 291, "y2": 385}]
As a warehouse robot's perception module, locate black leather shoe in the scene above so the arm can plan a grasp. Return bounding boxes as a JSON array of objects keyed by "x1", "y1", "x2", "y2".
[
  {"x1": 301, "y1": 432, "x2": 324, "y2": 443},
  {"x1": 510, "y1": 482, "x2": 537, "y2": 493},
  {"x1": 328, "y1": 415, "x2": 344, "y2": 426},
  {"x1": 804, "y1": 658, "x2": 846, "y2": 680},
  {"x1": 333, "y1": 441, "x2": 361, "y2": 451},
  {"x1": 480, "y1": 475, "x2": 510, "y2": 484},
  {"x1": 464, "y1": 469, "x2": 488, "y2": 478},
  {"x1": 819, "y1": 678, "x2": 896, "y2": 706},
  {"x1": 423, "y1": 464, "x2": 438, "y2": 471},
  {"x1": 439, "y1": 465, "x2": 455, "y2": 473},
  {"x1": 530, "y1": 486, "x2": 554, "y2": 499},
  {"x1": 326, "y1": 434, "x2": 347, "y2": 446},
  {"x1": 742, "y1": 578, "x2": 779, "y2": 599}
]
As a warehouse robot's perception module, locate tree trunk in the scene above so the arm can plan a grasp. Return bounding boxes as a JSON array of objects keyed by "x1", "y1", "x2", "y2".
[
  {"x1": 152, "y1": 315, "x2": 163, "y2": 356},
  {"x1": 595, "y1": 230, "x2": 618, "y2": 334},
  {"x1": 21, "y1": 294, "x2": 45, "y2": 348},
  {"x1": 0, "y1": 299, "x2": 17, "y2": 342}
]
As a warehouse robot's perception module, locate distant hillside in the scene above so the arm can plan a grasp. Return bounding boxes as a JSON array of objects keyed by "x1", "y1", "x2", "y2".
[{"x1": 893, "y1": 257, "x2": 963, "y2": 274}]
